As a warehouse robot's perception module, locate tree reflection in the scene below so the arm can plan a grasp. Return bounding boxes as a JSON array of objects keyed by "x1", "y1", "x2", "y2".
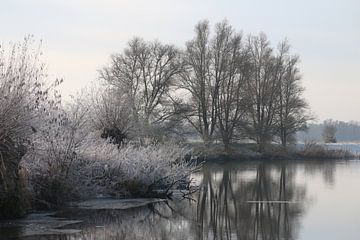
[
  {"x1": 1, "y1": 161, "x2": 342, "y2": 240},
  {"x1": 303, "y1": 161, "x2": 337, "y2": 186},
  {"x1": 196, "y1": 162, "x2": 307, "y2": 240}
]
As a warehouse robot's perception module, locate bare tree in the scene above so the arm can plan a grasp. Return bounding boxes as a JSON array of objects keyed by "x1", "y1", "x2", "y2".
[
  {"x1": 179, "y1": 20, "x2": 216, "y2": 144},
  {"x1": 180, "y1": 20, "x2": 249, "y2": 145},
  {"x1": 212, "y1": 21, "x2": 251, "y2": 151},
  {"x1": 244, "y1": 33, "x2": 280, "y2": 151},
  {"x1": 99, "y1": 38, "x2": 183, "y2": 138},
  {"x1": 180, "y1": 22, "x2": 310, "y2": 150},
  {"x1": 275, "y1": 41, "x2": 310, "y2": 147}
]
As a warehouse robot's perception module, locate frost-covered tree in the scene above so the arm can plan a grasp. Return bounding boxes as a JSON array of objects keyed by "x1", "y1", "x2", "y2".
[
  {"x1": 87, "y1": 87, "x2": 132, "y2": 144},
  {"x1": 0, "y1": 37, "x2": 50, "y2": 217}
]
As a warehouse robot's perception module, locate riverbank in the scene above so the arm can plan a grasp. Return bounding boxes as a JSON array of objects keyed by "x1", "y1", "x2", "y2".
[
  {"x1": 1, "y1": 140, "x2": 356, "y2": 220},
  {"x1": 0, "y1": 141, "x2": 198, "y2": 219},
  {"x1": 189, "y1": 141, "x2": 358, "y2": 162}
]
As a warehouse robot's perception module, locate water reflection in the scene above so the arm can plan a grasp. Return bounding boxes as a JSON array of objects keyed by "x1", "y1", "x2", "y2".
[
  {"x1": 3, "y1": 160, "x2": 349, "y2": 240},
  {"x1": 302, "y1": 161, "x2": 337, "y2": 186},
  {"x1": 195, "y1": 162, "x2": 307, "y2": 240},
  {"x1": 9, "y1": 205, "x2": 193, "y2": 240}
]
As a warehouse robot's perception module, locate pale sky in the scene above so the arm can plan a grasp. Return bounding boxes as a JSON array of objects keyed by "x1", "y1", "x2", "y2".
[{"x1": 1, "y1": 0, "x2": 359, "y2": 122}]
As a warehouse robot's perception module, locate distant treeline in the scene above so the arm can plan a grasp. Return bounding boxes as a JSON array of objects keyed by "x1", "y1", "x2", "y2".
[{"x1": 297, "y1": 120, "x2": 360, "y2": 142}]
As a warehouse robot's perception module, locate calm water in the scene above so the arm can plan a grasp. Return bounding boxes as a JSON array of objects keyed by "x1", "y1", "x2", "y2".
[{"x1": 2, "y1": 159, "x2": 360, "y2": 240}]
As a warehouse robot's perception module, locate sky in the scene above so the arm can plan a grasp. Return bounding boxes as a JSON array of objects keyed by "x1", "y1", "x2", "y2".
[{"x1": 1, "y1": 0, "x2": 359, "y2": 122}]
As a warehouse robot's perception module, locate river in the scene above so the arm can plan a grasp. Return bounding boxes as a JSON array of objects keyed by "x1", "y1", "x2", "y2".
[{"x1": 1, "y1": 159, "x2": 360, "y2": 239}]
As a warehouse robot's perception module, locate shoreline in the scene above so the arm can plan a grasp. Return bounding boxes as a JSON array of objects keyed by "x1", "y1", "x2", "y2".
[{"x1": 188, "y1": 142, "x2": 359, "y2": 163}]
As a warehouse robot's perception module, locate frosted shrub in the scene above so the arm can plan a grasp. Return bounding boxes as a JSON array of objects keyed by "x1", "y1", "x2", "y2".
[
  {"x1": 84, "y1": 139, "x2": 198, "y2": 197},
  {"x1": 22, "y1": 98, "x2": 91, "y2": 208}
]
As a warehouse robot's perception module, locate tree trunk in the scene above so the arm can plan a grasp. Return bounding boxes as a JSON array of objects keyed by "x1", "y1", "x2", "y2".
[
  {"x1": 257, "y1": 134, "x2": 268, "y2": 153},
  {"x1": 223, "y1": 137, "x2": 231, "y2": 153},
  {"x1": 281, "y1": 129, "x2": 287, "y2": 149}
]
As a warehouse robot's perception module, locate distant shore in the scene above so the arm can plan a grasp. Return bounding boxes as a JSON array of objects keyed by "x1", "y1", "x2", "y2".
[{"x1": 188, "y1": 142, "x2": 358, "y2": 162}]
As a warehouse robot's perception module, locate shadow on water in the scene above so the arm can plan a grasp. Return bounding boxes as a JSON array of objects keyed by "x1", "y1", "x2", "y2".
[{"x1": 2, "y1": 160, "x2": 344, "y2": 240}]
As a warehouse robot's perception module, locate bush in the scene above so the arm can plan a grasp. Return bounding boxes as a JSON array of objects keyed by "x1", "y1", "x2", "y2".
[
  {"x1": 22, "y1": 96, "x2": 92, "y2": 208},
  {"x1": 84, "y1": 139, "x2": 198, "y2": 197},
  {"x1": 24, "y1": 126, "x2": 198, "y2": 207}
]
